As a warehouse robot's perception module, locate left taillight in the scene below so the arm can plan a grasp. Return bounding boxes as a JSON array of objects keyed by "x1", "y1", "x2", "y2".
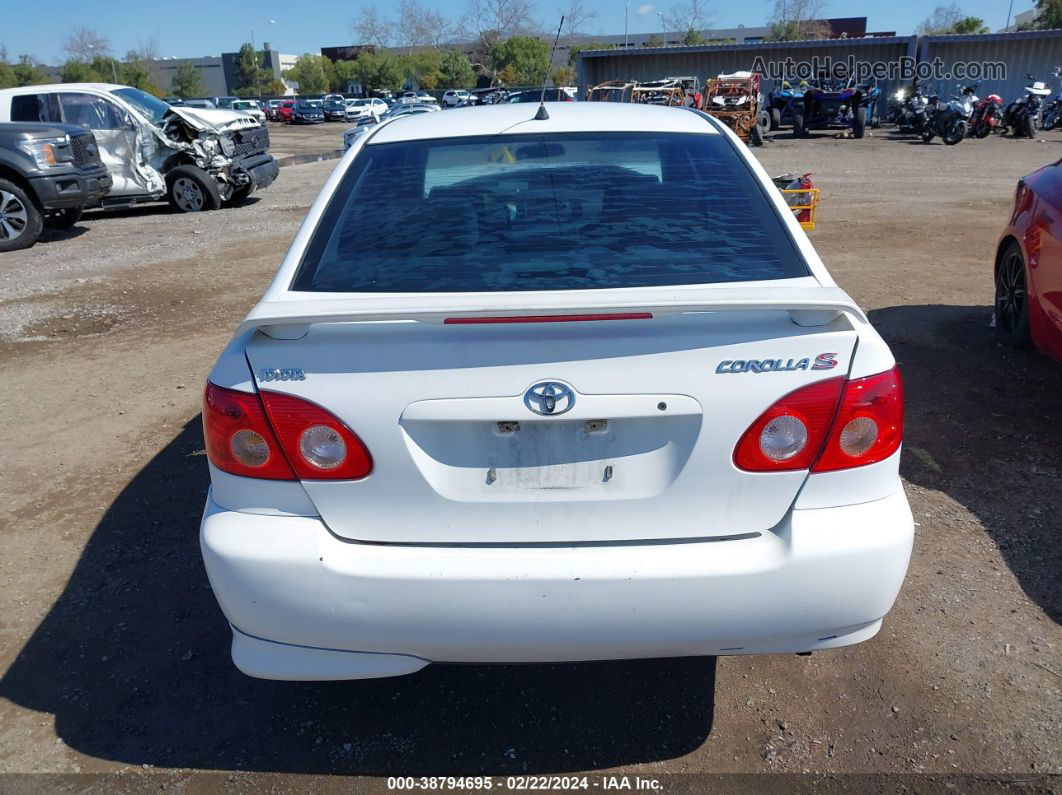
[
  {"x1": 203, "y1": 383, "x2": 296, "y2": 480},
  {"x1": 204, "y1": 383, "x2": 374, "y2": 480}
]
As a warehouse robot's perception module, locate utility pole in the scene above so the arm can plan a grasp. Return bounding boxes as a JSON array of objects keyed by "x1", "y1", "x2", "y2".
[{"x1": 624, "y1": 0, "x2": 629, "y2": 48}]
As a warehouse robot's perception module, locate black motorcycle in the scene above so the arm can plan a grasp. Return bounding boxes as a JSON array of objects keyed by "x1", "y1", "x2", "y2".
[
  {"x1": 921, "y1": 88, "x2": 970, "y2": 145},
  {"x1": 1002, "y1": 73, "x2": 1052, "y2": 138},
  {"x1": 895, "y1": 87, "x2": 932, "y2": 136},
  {"x1": 1039, "y1": 67, "x2": 1062, "y2": 131}
]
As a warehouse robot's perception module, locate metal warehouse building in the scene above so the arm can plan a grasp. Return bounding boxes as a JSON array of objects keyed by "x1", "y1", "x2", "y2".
[{"x1": 575, "y1": 30, "x2": 1062, "y2": 114}]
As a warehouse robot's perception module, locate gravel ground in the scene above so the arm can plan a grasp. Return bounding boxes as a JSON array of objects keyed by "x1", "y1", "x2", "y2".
[{"x1": 0, "y1": 122, "x2": 1059, "y2": 790}]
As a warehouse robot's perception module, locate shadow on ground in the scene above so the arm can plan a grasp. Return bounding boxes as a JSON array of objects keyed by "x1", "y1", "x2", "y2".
[
  {"x1": 871, "y1": 303, "x2": 1062, "y2": 623},
  {"x1": 0, "y1": 419, "x2": 716, "y2": 773}
]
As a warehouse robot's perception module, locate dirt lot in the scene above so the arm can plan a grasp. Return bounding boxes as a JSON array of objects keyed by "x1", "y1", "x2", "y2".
[{"x1": 0, "y1": 122, "x2": 1059, "y2": 789}]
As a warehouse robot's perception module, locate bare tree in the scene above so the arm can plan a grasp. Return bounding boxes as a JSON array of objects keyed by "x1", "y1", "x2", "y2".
[
  {"x1": 63, "y1": 25, "x2": 112, "y2": 62},
  {"x1": 351, "y1": 4, "x2": 393, "y2": 48},
  {"x1": 767, "y1": 0, "x2": 831, "y2": 41},
  {"x1": 397, "y1": 0, "x2": 454, "y2": 52},
  {"x1": 560, "y1": 0, "x2": 597, "y2": 38},
  {"x1": 461, "y1": 0, "x2": 540, "y2": 52},
  {"x1": 126, "y1": 36, "x2": 160, "y2": 64},
  {"x1": 916, "y1": 3, "x2": 965, "y2": 34},
  {"x1": 660, "y1": 0, "x2": 715, "y2": 36}
]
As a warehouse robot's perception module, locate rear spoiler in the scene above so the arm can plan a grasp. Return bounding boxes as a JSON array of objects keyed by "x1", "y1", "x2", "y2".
[{"x1": 239, "y1": 286, "x2": 867, "y2": 339}]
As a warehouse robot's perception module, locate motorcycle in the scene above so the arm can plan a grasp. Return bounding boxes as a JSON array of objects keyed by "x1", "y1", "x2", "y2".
[
  {"x1": 970, "y1": 86, "x2": 1005, "y2": 138},
  {"x1": 1002, "y1": 73, "x2": 1052, "y2": 138},
  {"x1": 1039, "y1": 67, "x2": 1062, "y2": 131},
  {"x1": 894, "y1": 87, "x2": 932, "y2": 136},
  {"x1": 921, "y1": 86, "x2": 971, "y2": 145}
]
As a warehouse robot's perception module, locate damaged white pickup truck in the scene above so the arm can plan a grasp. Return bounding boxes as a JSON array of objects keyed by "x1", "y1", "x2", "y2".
[{"x1": 0, "y1": 83, "x2": 279, "y2": 213}]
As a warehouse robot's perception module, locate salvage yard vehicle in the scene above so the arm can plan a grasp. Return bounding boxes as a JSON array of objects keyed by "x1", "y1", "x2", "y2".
[
  {"x1": 631, "y1": 79, "x2": 689, "y2": 107},
  {"x1": 200, "y1": 102, "x2": 912, "y2": 681},
  {"x1": 1001, "y1": 74, "x2": 1052, "y2": 138},
  {"x1": 995, "y1": 158, "x2": 1062, "y2": 362},
  {"x1": 702, "y1": 71, "x2": 768, "y2": 147},
  {"x1": 0, "y1": 83, "x2": 278, "y2": 213},
  {"x1": 794, "y1": 77, "x2": 881, "y2": 139},
  {"x1": 0, "y1": 120, "x2": 112, "y2": 251},
  {"x1": 322, "y1": 94, "x2": 348, "y2": 121},
  {"x1": 231, "y1": 99, "x2": 266, "y2": 124},
  {"x1": 587, "y1": 80, "x2": 639, "y2": 102}
]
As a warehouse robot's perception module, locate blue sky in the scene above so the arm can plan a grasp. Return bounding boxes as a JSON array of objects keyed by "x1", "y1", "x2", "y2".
[{"x1": 2, "y1": 0, "x2": 1035, "y2": 64}]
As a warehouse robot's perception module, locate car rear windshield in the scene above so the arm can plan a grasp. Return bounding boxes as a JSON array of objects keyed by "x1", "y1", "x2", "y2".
[{"x1": 291, "y1": 131, "x2": 808, "y2": 293}]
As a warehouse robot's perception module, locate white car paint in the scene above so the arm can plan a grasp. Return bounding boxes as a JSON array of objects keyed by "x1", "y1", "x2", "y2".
[{"x1": 201, "y1": 103, "x2": 913, "y2": 680}]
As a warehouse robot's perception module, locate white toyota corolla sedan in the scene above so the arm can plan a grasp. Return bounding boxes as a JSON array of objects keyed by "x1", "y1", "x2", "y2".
[{"x1": 200, "y1": 102, "x2": 913, "y2": 681}]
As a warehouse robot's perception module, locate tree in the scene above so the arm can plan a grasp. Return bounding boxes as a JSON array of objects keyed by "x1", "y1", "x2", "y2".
[
  {"x1": 264, "y1": 78, "x2": 288, "y2": 96},
  {"x1": 234, "y1": 42, "x2": 272, "y2": 96},
  {"x1": 766, "y1": 0, "x2": 831, "y2": 41},
  {"x1": 490, "y1": 35, "x2": 549, "y2": 87},
  {"x1": 1034, "y1": 0, "x2": 1062, "y2": 29},
  {"x1": 683, "y1": 28, "x2": 709, "y2": 45},
  {"x1": 560, "y1": 0, "x2": 596, "y2": 39},
  {"x1": 350, "y1": 51, "x2": 405, "y2": 93},
  {"x1": 171, "y1": 63, "x2": 205, "y2": 98},
  {"x1": 551, "y1": 65, "x2": 576, "y2": 85},
  {"x1": 645, "y1": 34, "x2": 664, "y2": 46},
  {"x1": 917, "y1": 4, "x2": 987, "y2": 34},
  {"x1": 439, "y1": 48, "x2": 476, "y2": 88},
  {"x1": 0, "y1": 58, "x2": 14, "y2": 90},
  {"x1": 462, "y1": 0, "x2": 539, "y2": 72},
  {"x1": 11, "y1": 55, "x2": 48, "y2": 86},
  {"x1": 283, "y1": 53, "x2": 329, "y2": 94},
  {"x1": 396, "y1": 0, "x2": 454, "y2": 53},
  {"x1": 61, "y1": 59, "x2": 102, "y2": 83},
  {"x1": 63, "y1": 25, "x2": 111, "y2": 62},
  {"x1": 497, "y1": 64, "x2": 520, "y2": 86},
  {"x1": 352, "y1": 5, "x2": 392, "y2": 47},
  {"x1": 660, "y1": 0, "x2": 715, "y2": 38}
]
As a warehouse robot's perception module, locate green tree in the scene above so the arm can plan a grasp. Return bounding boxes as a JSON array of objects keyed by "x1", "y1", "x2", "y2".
[
  {"x1": 1034, "y1": 0, "x2": 1062, "y2": 28},
  {"x1": 234, "y1": 42, "x2": 272, "y2": 95},
  {"x1": 951, "y1": 16, "x2": 989, "y2": 32},
  {"x1": 0, "y1": 61, "x2": 15, "y2": 89},
  {"x1": 645, "y1": 34, "x2": 664, "y2": 47},
  {"x1": 14, "y1": 55, "x2": 49, "y2": 86},
  {"x1": 439, "y1": 48, "x2": 476, "y2": 88},
  {"x1": 61, "y1": 58, "x2": 102, "y2": 83},
  {"x1": 283, "y1": 53, "x2": 329, "y2": 94},
  {"x1": 171, "y1": 63, "x2": 205, "y2": 98},
  {"x1": 683, "y1": 28, "x2": 708, "y2": 45},
  {"x1": 551, "y1": 66, "x2": 576, "y2": 86},
  {"x1": 350, "y1": 52, "x2": 404, "y2": 93},
  {"x1": 264, "y1": 78, "x2": 288, "y2": 96},
  {"x1": 489, "y1": 36, "x2": 549, "y2": 87},
  {"x1": 497, "y1": 64, "x2": 519, "y2": 86}
]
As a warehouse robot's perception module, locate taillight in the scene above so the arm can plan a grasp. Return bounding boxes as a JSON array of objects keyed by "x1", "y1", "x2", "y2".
[
  {"x1": 258, "y1": 391, "x2": 373, "y2": 480},
  {"x1": 812, "y1": 367, "x2": 903, "y2": 472},
  {"x1": 733, "y1": 378, "x2": 845, "y2": 471},
  {"x1": 204, "y1": 384, "x2": 374, "y2": 480},
  {"x1": 204, "y1": 383, "x2": 296, "y2": 480},
  {"x1": 732, "y1": 366, "x2": 903, "y2": 473}
]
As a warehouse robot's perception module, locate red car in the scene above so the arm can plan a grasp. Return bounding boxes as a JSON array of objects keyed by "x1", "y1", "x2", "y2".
[
  {"x1": 277, "y1": 100, "x2": 296, "y2": 122},
  {"x1": 996, "y1": 158, "x2": 1062, "y2": 362}
]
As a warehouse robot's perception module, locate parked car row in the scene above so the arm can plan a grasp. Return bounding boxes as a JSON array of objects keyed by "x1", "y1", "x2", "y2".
[{"x1": 0, "y1": 81, "x2": 279, "y2": 250}]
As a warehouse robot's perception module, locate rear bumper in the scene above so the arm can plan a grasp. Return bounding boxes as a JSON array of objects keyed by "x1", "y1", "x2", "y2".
[{"x1": 201, "y1": 487, "x2": 913, "y2": 680}]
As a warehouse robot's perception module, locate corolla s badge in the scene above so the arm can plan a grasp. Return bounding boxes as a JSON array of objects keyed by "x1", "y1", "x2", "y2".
[
  {"x1": 524, "y1": 382, "x2": 575, "y2": 416},
  {"x1": 716, "y1": 353, "x2": 838, "y2": 374}
]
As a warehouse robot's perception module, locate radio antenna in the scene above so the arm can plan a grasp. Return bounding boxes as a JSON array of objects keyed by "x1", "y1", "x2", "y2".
[{"x1": 534, "y1": 15, "x2": 565, "y2": 121}]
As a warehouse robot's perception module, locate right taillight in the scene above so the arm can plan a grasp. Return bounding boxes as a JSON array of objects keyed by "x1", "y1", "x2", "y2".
[
  {"x1": 733, "y1": 365, "x2": 903, "y2": 473},
  {"x1": 812, "y1": 366, "x2": 903, "y2": 472}
]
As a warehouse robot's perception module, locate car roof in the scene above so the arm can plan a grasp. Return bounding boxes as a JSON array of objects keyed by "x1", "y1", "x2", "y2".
[
  {"x1": 368, "y1": 102, "x2": 718, "y2": 144},
  {"x1": 0, "y1": 82, "x2": 125, "y2": 96}
]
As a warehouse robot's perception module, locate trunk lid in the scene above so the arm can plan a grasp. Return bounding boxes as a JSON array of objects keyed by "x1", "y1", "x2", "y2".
[{"x1": 243, "y1": 288, "x2": 860, "y2": 544}]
